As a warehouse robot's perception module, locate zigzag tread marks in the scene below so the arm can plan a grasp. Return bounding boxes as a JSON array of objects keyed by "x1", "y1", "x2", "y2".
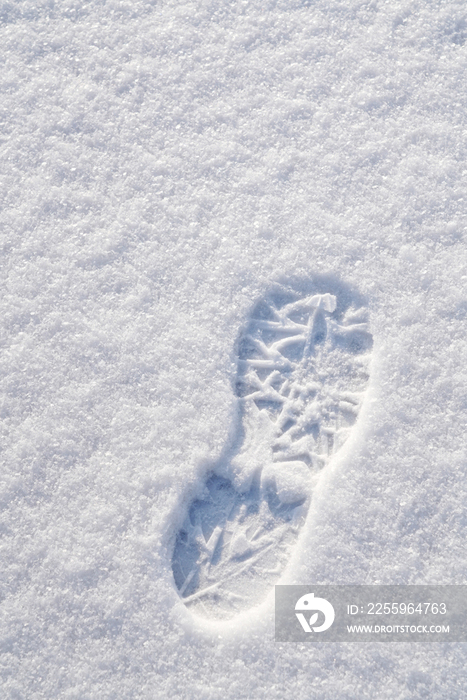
[{"x1": 171, "y1": 285, "x2": 373, "y2": 618}]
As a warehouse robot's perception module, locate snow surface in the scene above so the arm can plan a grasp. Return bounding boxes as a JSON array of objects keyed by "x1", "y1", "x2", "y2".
[{"x1": 1, "y1": 0, "x2": 467, "y2": 697}]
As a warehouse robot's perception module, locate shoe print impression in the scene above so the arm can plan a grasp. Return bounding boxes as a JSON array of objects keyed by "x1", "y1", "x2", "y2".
[{"x1": 172, "y1": 280, "x2": 373, "y2": 619}]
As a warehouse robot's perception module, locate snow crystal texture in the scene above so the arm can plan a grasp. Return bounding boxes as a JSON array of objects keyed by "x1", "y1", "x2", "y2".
[{"x1": 1, "y1": 0, "x2": 467, "y2": 698}]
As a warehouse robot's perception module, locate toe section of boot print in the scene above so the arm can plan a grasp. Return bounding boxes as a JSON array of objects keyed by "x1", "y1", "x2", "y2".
[{"x1": 172, "y1": 280, "x2": 373, "y2": 619}]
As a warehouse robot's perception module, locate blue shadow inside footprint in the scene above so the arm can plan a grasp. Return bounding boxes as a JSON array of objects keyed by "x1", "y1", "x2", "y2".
[
  {"x1": 172, "y1": 474, "x2": 305, "y2": 600},
  {"x1": 171, "y1": 275, "x2": 373, "y2": 615}
]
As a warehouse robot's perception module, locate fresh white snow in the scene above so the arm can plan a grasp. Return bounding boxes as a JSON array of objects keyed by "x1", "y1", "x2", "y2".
[{"x1": 1, "y1": 0, "x2": 467, "y2": 698}]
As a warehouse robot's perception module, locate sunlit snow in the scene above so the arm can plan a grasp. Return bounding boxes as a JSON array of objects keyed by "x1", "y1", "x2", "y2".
[{"x1": 2, "y1": 0, "x2": 467, "y2": 698}]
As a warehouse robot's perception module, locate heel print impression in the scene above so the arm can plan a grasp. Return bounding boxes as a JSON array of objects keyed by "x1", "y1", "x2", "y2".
[{"x1": 172, "y1": 281, "x2": 373, "y2": 619}]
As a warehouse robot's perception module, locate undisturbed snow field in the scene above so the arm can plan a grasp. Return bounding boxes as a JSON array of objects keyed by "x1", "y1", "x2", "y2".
[{"x1": 1, "y1": 0, "x2": 467, "y2": 698}]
